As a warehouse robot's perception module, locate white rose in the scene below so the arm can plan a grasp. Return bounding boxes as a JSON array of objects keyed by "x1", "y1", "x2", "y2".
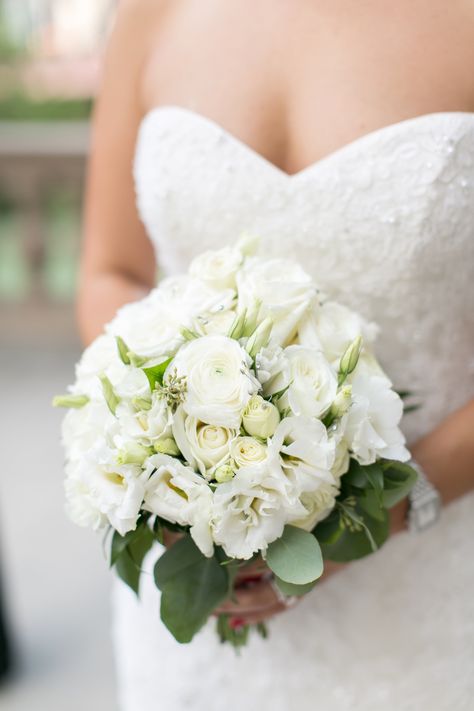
[
  {"x1": 236, "y1": 257, "x2": 317, "y2": 346},
  {"x1": 289, "y1": 482, "x2": 339, "y2": 531},
  {"x1": 189, "y1": 246, "x2": 243, "y2": 290},
  {"x1": 192, "y1": 308, "x2": 237, "y2": 337},
  {"x1": 107, "y1": 276, "x2": 234, "y2": 359},
  {"x1": 298, "y1": 302, "x2": 378, "y2": 365},
  {"x1": 211, "y1": 464, "x2": 291, "y2": 559},
  {"x1": 242, "y1": 394, "x2": 280, "y2": 438},
  {"x1": 230, "y1": 436, "x2": 268, "y2": 468},
  {"x1": 268, "y1": 416, "x2": 336, "y2": 499},
  {"x1": 65, "y1": 445, "x2": 147, "y2": 535},
  {"x1": 344, "y1": 371, "x2": 410, "y2": 465},
  {"x1": 170, "y1": 335, "x2": 260, "y2": 428},
  {"x1": 172, "y1": 406, "x2": 236, "y2": 477},
  {"x1": 143, "y1": 453, "x2": 214, "y2": 557},
  {"x1": 267, "y1": 345, "x2": 337, "y2": 418}
]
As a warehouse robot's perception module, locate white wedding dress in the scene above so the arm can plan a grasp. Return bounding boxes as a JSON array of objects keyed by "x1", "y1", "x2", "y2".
[{"x1": 112, "y1": 108, "x2": 474, "y2": 711}]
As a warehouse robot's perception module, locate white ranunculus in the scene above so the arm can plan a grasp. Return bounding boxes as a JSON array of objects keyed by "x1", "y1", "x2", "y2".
[
  {"x1": 230, "y1": 436, "x2": 268, "y2": 468},
  {"x1": 242, "y1": 394, "x2": 280, "y2": 438},
  {"x1": 298, "y1": 302, "x2": 378, "y2": 365},
  {"x1": 236, "y1": 257, "x2": 317, "y2": 346},
  {"x1": 143, "y1": 454, "x2": 214, "y2": 557},
  {"x1": 189, "y1": 246, "x2": 244, "y2": 290},
  {"x1": 107, "y1": 276, "x2": 235, "y2": 359},
  {"x1": 267, "y1": 345, "x2": 337, "y2": 418},
  {"x1": 170, "y1": 335, "x2": 260, "y2": 428},
  {"x1": 345, "y1": 371, "x2": 410, "y2": 465},
  {"x1": 268, "y1": 416, "x2": 336, "y2": 499},
  {"x1": 65, "y1": 446, "x2": 147, "y2": 535},
  {"x1": 289, "y1": 482, "x2": 340, "y2": 531},
  {"x1": 211, "y1": 464, "x2": 292, "y2": 559},
  {"x1": 172, "y1": 406, "x2": 236, "y2": 477}
]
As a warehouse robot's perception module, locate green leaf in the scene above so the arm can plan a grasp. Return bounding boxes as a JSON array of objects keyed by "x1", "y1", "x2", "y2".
[
  {"x1": 143, "y1": 357, "x2": 173, "y2": 391},
  {"x1": 357, "y1": 488, "x2": 386, "y2": 522},
  {"x1": 311, "y1": 509, "x2": 343, "y2": 544},
  {"x1": 156, "y1": 536, "x2": 229, "y2": 643},
  {"x1": 274, "y1": 576, "x2": 317, "y2": 597},
  {"x1": 265, "y1": 526, "x2": 324, "y2": 584},
  {"x1": 116, "y1": 336, "x2": 131, "y2": 365},
  {"x1": 381, "y1": 460, "x2": 418, "y2": 508},
  {"x1": 343, "y1": 460, "x2": 368, "y2": 488},
  {"x1": 111, "y1": 523, "x2": 154, "y2": 595},
  {"x1": 317, "y1": 507, "x2": 389, "y2": 563},
  {"x1": 99, "y1": 374, "x2": 120, "y2": 415}
]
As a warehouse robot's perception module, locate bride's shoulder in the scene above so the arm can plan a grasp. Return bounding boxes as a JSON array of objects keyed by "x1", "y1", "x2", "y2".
[{"x1": 112, "y1": 0, "x2": 173, "y2": 41}]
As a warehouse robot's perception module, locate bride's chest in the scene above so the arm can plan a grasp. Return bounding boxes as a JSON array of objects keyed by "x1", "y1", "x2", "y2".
[{"x1": 134, "y1": 109, "x2": 474, "y2": 293}]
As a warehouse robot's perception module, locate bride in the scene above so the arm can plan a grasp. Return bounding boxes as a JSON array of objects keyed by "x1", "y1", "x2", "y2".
[{"x1": 78, "y1": 1, "x2": 474, "y2": 709}]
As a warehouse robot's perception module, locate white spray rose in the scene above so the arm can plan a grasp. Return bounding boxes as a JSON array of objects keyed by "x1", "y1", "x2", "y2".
[
  {"x1": 345, "y1": 371, "x2": 410, "y2": 465},
  {"x1": 65, "y1": 445, "x2": 147, "y2": 536},
  {"x1": 189, "y1": 246, "x2": 243, "y2": 290},
  {"x1": 172, "y1": 406, "x2": 236, "y2": 478},
  {"x1": 170, "y1": 335, "x2": 260, "y2": 428},
  {"x1": 267, "y1": 345, "x2": 337, "y2": 418},
  {"x1": 268, "y1": 416, "x2": 336, "y2": 499},
  {"x1": 143, "y1": 454, "x2": 214, "y2": 557},
  {"x1": 115, "y1": 394, "x2": 172, "y2": 447},
  {"x1": 230, "y1": 436, "x2": 268, "y2": 468},
  {"x1": 298, "y1": 302, "x2": 378, "y2": 365},
  {"x1": 237, "y1": 257, "x2": 317, "y2": 346},
  {"x1": 211, "y1": 464, "x2": 292, "y2": 559},
  {"x1": 242, "y1": 394, "x2": 280, "y2": 438},
  {"x1": 107, "y1": 276, "x2": 234, "y2": 359}
]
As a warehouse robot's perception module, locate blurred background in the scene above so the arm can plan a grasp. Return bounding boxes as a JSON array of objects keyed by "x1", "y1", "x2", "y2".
[{"x1": 0, "y1": 1, "x2": 118, "y2": 708}]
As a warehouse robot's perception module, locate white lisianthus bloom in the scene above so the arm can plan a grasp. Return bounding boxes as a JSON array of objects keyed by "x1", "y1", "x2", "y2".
[
  {"x1": 268, "y1": 417, "x2": 336, "y2": 499},
  {"x1": 211, "y1": 464, "x2": 293, "y2": 559},
  {"x1": 236, "y1": 257, "x2": 317, "y2": 346},
  {"x1": 267, "y1": 346, "x2": 337, "y2": 418},
  {"x1": 143, "y1": 454, "x2": 214, "y2": 557},
  {"x1": 298, "y1": 302, "x2": 378, "y2": 365},
  {"x1": 192, "y1": 308, "x2": 237, "y2": 337},
  {"x1": 255, "y1": 345, "x2": 288, "y2": 389},
  {"x1": 332, "y1": 436, "x2": 351, "y2": 479},
  {"x1": 172, "y1": 406, "x2": 236, "y2": 478},
  {"x1": 72, "y1": 333, "x2": 118, "y2": 398},
  {"x1": 230, "y1": 436, "x2": 268, "y2": 468},
  {"x1": 115, "y1": 394, "x2": 172, "y2": 447},
  {"x1": 64, "y1": 474, "x2": 108, "y2": 531},
  {"x1": 242, "y1": 394, "x2": 280, "y2": 438},
  {"x1": 345, "y1": 371, "x2": 410, "y2": 464},
  {"x1": 106, "y1": 362, "x2": 150, "y2": 400},
  {"x1": 65, "y1": 445, "x2": 147, "y2": 535},
  {"x1": 62, "y1": 399, "x2": 116, "y2": 460},
  {"x1": 189, "y1": 246, "x2": 243, "y2": 290},
  {"x1": 170, "y1": 335, "x2": 260, "y2": 428},
  {"x1": 107, "y1": 276, "x2": 235, "y2": 359},
  {"x1": 289, "y1": 482, "x2": 340, "y2": 531}
]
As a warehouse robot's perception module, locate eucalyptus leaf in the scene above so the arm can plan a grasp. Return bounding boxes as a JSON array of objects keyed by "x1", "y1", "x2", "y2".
[
  {"x1": 318, "y1": 507, "x2": 389, "y2": 563},
  {"x1": 143, "y1": 357, "x2": 173, "y2": 390},
  {"x1": 157, "y1": 537, "x2": 229, "y2": 643},
  {"x1": 274, "y1": 576, "x2": 317, "y2": 597},
  {"x1": 265, "y1": 526, "x2": 323, "y2": 584},
  {"x1": 112, "y1": 524, "x2": 154, "y2": 595}
]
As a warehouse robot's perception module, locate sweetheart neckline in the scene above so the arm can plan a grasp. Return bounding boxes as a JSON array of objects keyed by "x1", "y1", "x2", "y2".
[{"x1": 138, "y1": 106, "x2": 474, "y2": 179}]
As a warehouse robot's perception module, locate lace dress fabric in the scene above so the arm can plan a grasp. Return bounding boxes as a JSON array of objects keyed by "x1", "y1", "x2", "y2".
[{"x1": 113, "y1": 109, "x2": 474, "y2": 710}]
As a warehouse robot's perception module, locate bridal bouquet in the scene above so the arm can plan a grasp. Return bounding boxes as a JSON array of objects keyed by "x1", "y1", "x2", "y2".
[{"x1": 54, "y1": 236, "x2": 416, "y2": 647}]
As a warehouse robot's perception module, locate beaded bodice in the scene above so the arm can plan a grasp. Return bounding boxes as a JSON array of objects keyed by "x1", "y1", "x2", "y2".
[{"x1": 134, "y1": 108, "x2": 474, "y2": 441}]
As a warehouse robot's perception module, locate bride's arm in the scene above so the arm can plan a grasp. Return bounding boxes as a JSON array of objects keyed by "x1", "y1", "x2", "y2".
[{"x1": 78, "y1": 0, "x2": 161, "y2": 346}]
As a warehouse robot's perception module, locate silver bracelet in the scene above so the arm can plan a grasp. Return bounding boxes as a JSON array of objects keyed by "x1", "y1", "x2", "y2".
[
  {"x1": 268, "y1": 577, "x2": 298, "y2": 608},
  {"x1": 406, "y1": 458, "x2": 442, "y2": 533}
]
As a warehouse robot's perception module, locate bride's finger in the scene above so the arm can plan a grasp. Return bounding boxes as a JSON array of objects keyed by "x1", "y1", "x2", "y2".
[{"x1": 215, "y1": 579, "x2": 281, "y2": 616}]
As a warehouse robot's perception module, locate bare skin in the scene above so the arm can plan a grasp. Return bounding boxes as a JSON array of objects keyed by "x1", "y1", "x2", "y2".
[{"x1": 79, "y1": 0, "x2": 474, "y2": 625}]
